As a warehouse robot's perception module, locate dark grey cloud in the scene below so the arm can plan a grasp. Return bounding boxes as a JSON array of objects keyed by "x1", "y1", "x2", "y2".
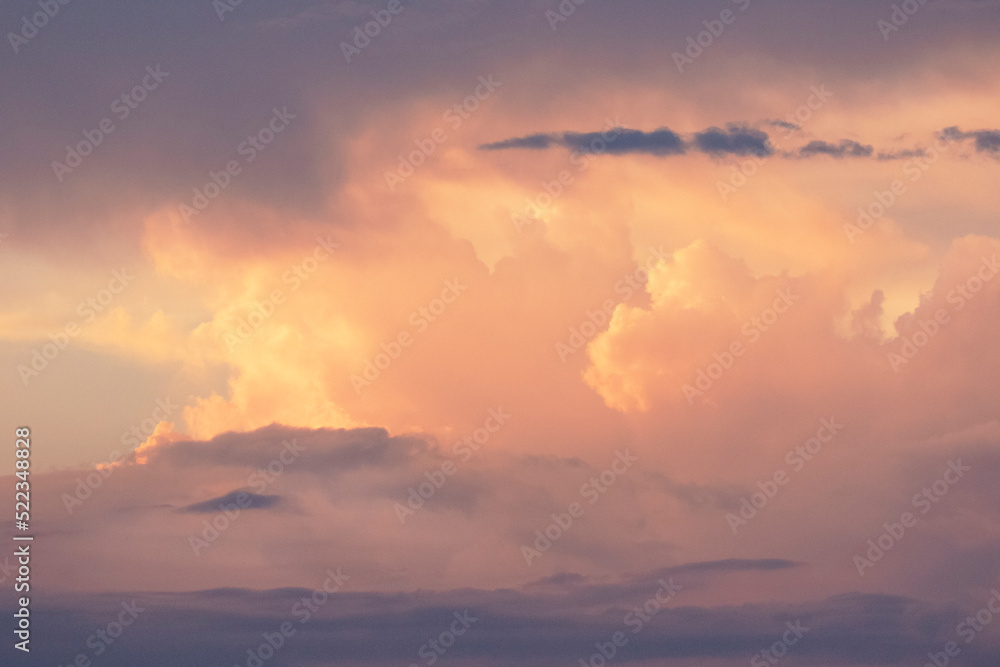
[
  {"x1": 693, "y1": 126, "x2": 773, "y2": 157},
  {"x1": 181, "y1": 490, "x2": 281, "y2": 513},
  {"x1": 768, "y1": 119, "x2": 801, "y2": 132},
  {"x1": 9, "y1": 583, "x2": 999, "y2": 667},
  {"x1": 482, "y1": 126, "x2": 966, "y2": 163},
  {"x1": 479, "y1": 134, "x2": 556, "y2": 150},
  {"x1": 798, "y1": 139, "x2": 874, "y2": 158},
  {"x1": 481, "y1": 127, "x2": 686, "y2": 156},
  {"x1": 139, "y1": 424, "x2": 430, "y2": 473},
  {"x1": 571, "y1": 128, "x2": 686, "y2": 155},
  {"x1": 942, "y1": 126, "x2": 1000, "y2": 153},
  {"x1": 877, "y1": 148, "x2": 929, "y2": 160}
]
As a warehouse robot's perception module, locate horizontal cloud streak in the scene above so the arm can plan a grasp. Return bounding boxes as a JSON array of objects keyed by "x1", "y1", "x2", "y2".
[
  {"x1": 798, "y1": 139, "x2": 874, "y2": 158},
  {"x1": 694, "y1": 125, "x2": 772, "y2": 156},
  {"x1": 181, "y1": 490, "x2": 281, "y2": 513},
  {"x1": 7, "y1": 585, "x2": 999, "y2": 667}
]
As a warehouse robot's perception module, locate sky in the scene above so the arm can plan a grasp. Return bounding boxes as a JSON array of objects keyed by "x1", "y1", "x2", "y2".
[{"x1": 2, "y1": 0, "x2": 1000, "y2": 665}]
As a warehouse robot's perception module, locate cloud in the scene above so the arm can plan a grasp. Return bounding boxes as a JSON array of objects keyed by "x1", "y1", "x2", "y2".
[
  {"x1": 798, "y1": 139, "x2": 874, "y2": 158},
  {"x1": 768, "y1": 119, "x2": 801, "y2": 132},
  {"x1": 181, "y1": 490, "x2": 281, "y2": 513},
  {"x1": 693, "y1": 125, "x2": 773, "y2": 157},
  {"x1": 480, "y1": 125, "x2": 972, "y2": 162},
  {"x1": 942, "y1": 126, "x2": 1000, "y2": 154},
  {"x1": 136, "y1": 424, "x2": 429, "y2": 474},
  {"x1": 482, "y1": 125, "x2": 773, "y2": 157},
  {"x1": 481, "y1": 127, "x2": 686, "y2": 155},
  {"x1": 570, "y1": 127, "x2": 687, "y2": 155},
  {"x1": 11, "y1": 585, "x2": 1000, "y2": 667},
  {"x1": 877, "y1": 148, "x2": 929, "y2": 160},
  {"x1": 478, "y1": 133, "x2": 557, "y2": 150}
]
